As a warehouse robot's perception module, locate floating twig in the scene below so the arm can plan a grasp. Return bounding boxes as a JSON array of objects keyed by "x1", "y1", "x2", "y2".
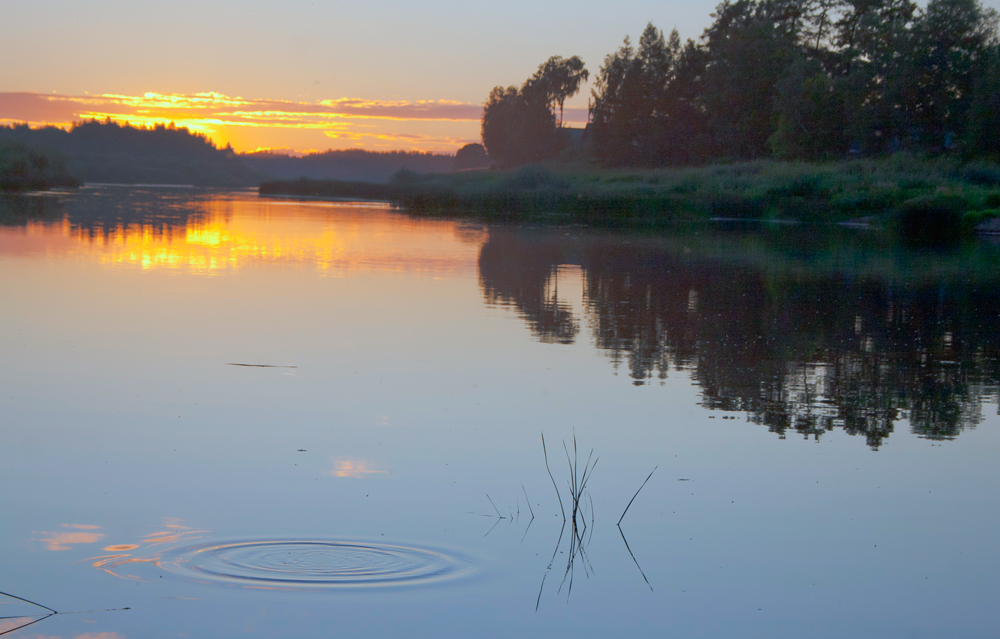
[
  {"x1": 521, "y1": 484, "x2": 535, "y2": 520},
  {"x1": 225, "y1": 363, "x2": 297, "y2": 368},
  {"x1": 485, "y1": 493, "x2": 506, "y2": 519}
]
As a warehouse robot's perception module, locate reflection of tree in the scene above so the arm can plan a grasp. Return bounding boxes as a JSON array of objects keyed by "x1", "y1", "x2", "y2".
[
  {"x1": 0, "y1": 189, "x2": 211, "y2": 243},
  {"x1": 479, "y1": 230, "x2": 578, "y2": 344},
  {"x1": 478, "y1": 227, "x2": 1000, "y2": 448},
  {"x1": 0, "y1": 193, "x2": 63, "y2": 226}
]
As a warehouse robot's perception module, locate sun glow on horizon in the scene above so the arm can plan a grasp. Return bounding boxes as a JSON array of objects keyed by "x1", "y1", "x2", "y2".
[{"x1": 0, "y1": 89, "x2": 556, "y2": 153}]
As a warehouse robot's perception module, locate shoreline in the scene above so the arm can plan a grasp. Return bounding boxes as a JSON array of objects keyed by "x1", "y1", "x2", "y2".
[{"x1": 259, "y1": 157, "x2": 1000, "y2": 238}]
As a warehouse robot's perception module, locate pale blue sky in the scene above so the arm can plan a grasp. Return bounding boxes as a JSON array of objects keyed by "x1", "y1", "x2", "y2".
[
  {"x1": 0, "y1": 1, "x2": 806, "y2": 101},
  {"x1": 2, "y1": 0, "x2": 997, "y2": 152}
]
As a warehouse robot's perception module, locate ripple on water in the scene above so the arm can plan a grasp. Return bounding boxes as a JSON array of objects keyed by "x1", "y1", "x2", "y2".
[{"x1": 157, "y1": 539, "x2": 476, "y2": 590}]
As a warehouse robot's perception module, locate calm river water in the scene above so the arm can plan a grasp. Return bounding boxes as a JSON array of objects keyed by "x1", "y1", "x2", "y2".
[{"x1": 2, "y1": 187, "x2": 999, "y2": 638}]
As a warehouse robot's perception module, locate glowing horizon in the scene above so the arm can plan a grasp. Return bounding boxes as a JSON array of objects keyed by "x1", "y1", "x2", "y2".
[{"x1": 0, "y1": 90, "x2": 589, "y2": 154}]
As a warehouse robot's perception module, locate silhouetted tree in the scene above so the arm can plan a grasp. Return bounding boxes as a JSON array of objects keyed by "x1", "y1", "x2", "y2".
[
  {"x1": 965, "y1": 44, "x2": 1000, "y2": 156},
  {"x1": 908, "y1": 0, "x2": 999, "y2": 149},
  {"x1": 769, "y1": 57, "x2": 849, "y2": 158},
  {"x1": 490, "y1": 1, "x2": 999, "y2": 166},
  {"x1": 590, "y1": 23, "x2": 681, "y2": 165},
  {"x1": 482, "y1": 85, "x2": 556, "y2": 167},
  {"x1": 481, "y1": 55, "x2": 588, "y2": 167},
  {"x1": 525, "y1": 56, "x2": 590, "y2": 127},
  {"x1": 454, "y1": 143, "x2": 490, "y2": 170},
  {"x1": 699, "y1": 1, "x2": 803, "y2": 159}
]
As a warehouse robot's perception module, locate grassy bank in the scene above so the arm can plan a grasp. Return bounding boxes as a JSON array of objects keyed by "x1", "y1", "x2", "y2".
[{"x1": 259, "y1": 155, "x2": 1000, "y2": 235}]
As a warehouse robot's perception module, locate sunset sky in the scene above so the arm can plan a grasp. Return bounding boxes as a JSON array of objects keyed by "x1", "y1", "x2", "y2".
[
  {"x1": 4, "y1": 0, "x2": 999, "y2": 154},
  {"x1": 0, "y1": 0, "x2": 728, "y2": 154}
]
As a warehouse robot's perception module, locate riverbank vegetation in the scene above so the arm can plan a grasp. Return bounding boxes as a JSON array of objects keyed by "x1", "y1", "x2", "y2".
[
  {"x1": 260, "y1": 155, "x2": 1000, "y2": 234},
  {"x1": 0, "y1": 141, "x2": 79, "y2": 192}
]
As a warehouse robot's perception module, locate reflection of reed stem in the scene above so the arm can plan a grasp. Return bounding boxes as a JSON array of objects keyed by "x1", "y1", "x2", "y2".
[
  {"x1": 0, "y1": 590, "x2": 56, "y2": 614},
  {"x1": 0, "y1": 614, "x2": 54, "y2": 637},
  {"x1": 0, "y1": 591, "x2": 129, "y2": 637},
  {"x1": 618, "y1": 524, "x2": 653, "y2": 592},
  {"x1": 541, "y1": 433, "x2": 566, "y2": 521}
]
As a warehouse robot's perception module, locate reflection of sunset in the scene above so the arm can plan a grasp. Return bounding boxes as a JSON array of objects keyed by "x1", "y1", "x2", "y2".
[
  {"x1": 332, "y1": 457, "x2": 388, "y2": 478},
  {"x1": 3, "y1": 196, "x2": 484, "y2": 276}
]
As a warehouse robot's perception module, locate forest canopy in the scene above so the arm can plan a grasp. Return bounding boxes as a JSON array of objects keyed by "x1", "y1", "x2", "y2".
[{"x1": 485, "y1": 0, "x2": 1000, "y2": 167}]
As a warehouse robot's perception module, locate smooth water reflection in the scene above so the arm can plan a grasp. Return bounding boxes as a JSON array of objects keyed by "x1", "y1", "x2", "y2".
[
  {"x1": 2, "y1": 189, "x2": 1000, "y2": 638},
  {"x1": 479, "y1": 227, "x2": 1000, "y2": 448}
]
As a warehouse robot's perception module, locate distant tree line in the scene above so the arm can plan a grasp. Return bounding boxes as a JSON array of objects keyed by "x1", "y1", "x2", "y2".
[
  {"x1": 483, "y1": 0, "x2": 1000, "y2": 167},
  {"x1": 242, "y1": 147, "x2": 471, "y2": 182},
  {"x1": 0, "y1": 119, "x2": 259, "y2": 186}
]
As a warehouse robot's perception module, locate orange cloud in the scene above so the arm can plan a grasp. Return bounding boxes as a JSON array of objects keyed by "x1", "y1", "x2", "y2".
[
  {"x1": 0, "y1": 91, "x2": 500, "y2": 153},
  {"x1": 0, "y1": 90, "x2": 589, "y2": 153}
]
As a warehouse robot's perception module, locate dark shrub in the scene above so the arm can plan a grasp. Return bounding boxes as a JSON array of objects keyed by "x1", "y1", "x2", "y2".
[
  {"x1": 709, "y1": 193, "x2": 766, "y2": 219},
  {"x1": 897, "y1": 195, "x2": 968, "y2": 244}
]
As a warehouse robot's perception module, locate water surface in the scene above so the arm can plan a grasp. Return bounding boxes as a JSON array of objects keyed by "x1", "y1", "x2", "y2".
[{"x1": 2, "y1": 188, "x2": 999, "y2": 638}]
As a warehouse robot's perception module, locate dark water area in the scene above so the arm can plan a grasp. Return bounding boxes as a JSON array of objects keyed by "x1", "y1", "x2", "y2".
[{"x1": 2, "y1": 188, "x2": 999, "y2": 638}]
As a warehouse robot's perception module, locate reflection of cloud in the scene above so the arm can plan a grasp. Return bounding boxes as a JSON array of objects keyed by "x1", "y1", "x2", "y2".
[
  {"x1": 38, "y1": 525, "x2": 105, "y2": 550},
  {"x1": 87, "y1": 518, "x2": 210, "y2": 582},
  {"x1": 332, "y1": 457, "x2": 388, "y2": 478},
  {"x1": 142, "y1": 526, "x2": 207, "y2": 545}
]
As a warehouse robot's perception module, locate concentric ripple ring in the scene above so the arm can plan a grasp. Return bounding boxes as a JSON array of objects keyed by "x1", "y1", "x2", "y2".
[{"x1": 156, "y1": 539, "x2": 476, "y2": 589}]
